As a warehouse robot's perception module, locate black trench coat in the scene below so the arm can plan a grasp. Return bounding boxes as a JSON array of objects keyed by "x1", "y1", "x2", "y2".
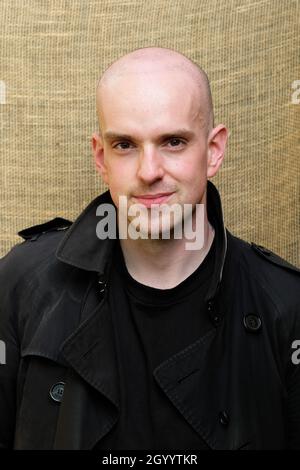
[{"x1": 0, "y1": 181, "x2": 299, "y2": 450}]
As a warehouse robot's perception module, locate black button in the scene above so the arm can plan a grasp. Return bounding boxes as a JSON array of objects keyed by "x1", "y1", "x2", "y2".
[
  {"x1": 213, "y1": 315, "x2": 222, "y2": 326},
  {"x1": 49, "y1": 382, "x2": 65, "y2": 403},
  {"x1": 219, "y1": 411, "x2": 230, "y2": 426},
  {"x1": 243, "y1": 314, "x2": 262, "y2": 333}
]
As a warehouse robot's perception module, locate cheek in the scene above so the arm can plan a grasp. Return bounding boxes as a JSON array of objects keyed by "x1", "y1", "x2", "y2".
[
  {"x1": 106, "y1": 160, "x2": 132, "y2": 195},
  {"x1": 171, "y1": 157, "x2": 206, "y2": 183}
]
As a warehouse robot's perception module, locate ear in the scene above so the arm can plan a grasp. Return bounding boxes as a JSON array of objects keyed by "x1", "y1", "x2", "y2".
[
  {"x1": 207, "y1": 124, "x2": 229, "y2": 178},
  {"x1": 91, "y1": 131, "x2": 109, "y2": 184}
]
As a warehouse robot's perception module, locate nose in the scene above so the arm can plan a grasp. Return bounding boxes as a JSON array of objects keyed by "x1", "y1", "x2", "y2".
[{"x1": 136, "y1": 146, "x2": 164, "y2": 184}]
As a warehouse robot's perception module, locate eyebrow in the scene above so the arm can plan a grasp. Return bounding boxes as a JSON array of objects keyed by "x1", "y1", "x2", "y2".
[{"x1": 103, "y1": 129, "x2": 195, "y2": 142}]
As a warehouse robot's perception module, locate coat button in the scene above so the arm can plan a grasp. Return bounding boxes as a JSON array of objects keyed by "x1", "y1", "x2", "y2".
[
  {"x1": 49, "y1": 382, "x2": 65, "y2": 403},
  {"x1": 243, "y1": 314, "x2": 262, "y2": 333},
  {"x1": 219, "y1": 411, "x2": 230, "y2": 426},
  {"x1": 213, "y1": 315, "x2": 222, "y2": 326},
  {"x1": 207, "y1": 301, "x2": 223, "y2": 326}
]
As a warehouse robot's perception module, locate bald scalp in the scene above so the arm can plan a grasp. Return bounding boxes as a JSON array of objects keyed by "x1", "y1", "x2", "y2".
[{"x1": 96, "y1": 46, "x2": 214, "y2": 134}]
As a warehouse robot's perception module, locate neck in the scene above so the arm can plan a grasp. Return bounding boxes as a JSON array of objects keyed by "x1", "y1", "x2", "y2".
[{"x1": 119, "y1": 210, "x2": 215, "y2": 289}]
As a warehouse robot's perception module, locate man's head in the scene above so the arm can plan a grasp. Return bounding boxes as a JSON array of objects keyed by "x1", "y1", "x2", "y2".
[{"x1": 92, "y1": 46, "x2": 228, "y2": 235}]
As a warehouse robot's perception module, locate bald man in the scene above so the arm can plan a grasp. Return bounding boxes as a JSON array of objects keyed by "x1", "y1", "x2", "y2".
[
  {"x1": 0, "y1": 47, "x2": 299, "y2": 450},
  {"x1": 92, "y1": 47, "x2": 225, "y2": 289}
]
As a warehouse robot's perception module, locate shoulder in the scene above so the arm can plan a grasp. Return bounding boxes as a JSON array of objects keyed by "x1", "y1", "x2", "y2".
[
  {"x1": 0, "y1": 217, "x2": 73, "y2": 286},
  {"x1": 0, "y1": 217, "x2": 72, "y2": 353},
  {"x1": 249, "y1": 242, "x2": 300, "y2": 275},
  {"x1": 227, "y1": 229, "x2": 299, "y2": 275},
  {"x1": 226, "y1": 230, "x2": 300, "y2": 311},
  {"x1": 17, "y1": 217, "x2": 72, "y2": 241}
]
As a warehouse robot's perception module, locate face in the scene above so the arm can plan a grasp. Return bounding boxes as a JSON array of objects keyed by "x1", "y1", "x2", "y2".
[{"x1": 92, "y1": 69, "x2": 227, "y2": 237}]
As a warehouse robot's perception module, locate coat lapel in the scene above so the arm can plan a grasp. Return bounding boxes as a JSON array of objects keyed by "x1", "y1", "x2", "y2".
[
  {"x1": 20, "y1": 276, "x2": 121, "y2": 449},
  {"x1": 153, "y1": 323, "x2": 252, "y2": 450},
  {"x1": 53, "y1": 298, "x2": 120, "y2": 449},
  {"x1": 60, "y1": 298, "x2": 120, "y2": 409},
  {"x1": 53, "y1": 365, "x2": 119, "y2": 449}
]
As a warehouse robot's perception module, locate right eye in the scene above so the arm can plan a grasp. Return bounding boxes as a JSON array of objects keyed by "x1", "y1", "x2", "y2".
[{"x1": 113, "y1": 141, "x2": 133, "y2": 150}]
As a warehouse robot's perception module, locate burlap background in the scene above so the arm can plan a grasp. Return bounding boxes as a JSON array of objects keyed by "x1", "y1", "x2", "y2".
[{"x1": 0, "y1": 0, "x2": 299, "y2": 265}]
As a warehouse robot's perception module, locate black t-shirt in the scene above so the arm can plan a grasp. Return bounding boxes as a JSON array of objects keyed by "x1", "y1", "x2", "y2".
[{"x1": 97, "y1": 235, "x2": 216, "y2": 450}]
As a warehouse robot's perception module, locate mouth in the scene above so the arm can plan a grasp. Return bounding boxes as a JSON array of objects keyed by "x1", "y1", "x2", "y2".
[{"x1": 132, "y1": 192, "x2": 175, "y2": 208}]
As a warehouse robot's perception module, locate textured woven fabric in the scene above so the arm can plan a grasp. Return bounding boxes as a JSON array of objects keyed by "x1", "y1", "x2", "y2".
[{"x1": 0, "y1": 0, "x2": 299, "y2": 264}]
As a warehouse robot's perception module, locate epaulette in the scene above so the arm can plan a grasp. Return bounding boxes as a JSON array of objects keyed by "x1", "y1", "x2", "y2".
[
  {"x1": 251, "y1": 242, "x2": 300, "y2": 274},
  {"x1": 18, "y1": 217, "x2": 73, "y2": 241}
]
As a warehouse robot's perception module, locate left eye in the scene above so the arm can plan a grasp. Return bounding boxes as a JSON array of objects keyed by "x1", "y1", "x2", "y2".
[{"x1": 168, "y1": 138, "x2": 184, "y2": 147}]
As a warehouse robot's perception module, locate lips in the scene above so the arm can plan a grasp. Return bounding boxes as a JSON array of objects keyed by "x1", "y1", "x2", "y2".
[{"x1": 132, "y1": 192, "x2": 175, "y2": 207}]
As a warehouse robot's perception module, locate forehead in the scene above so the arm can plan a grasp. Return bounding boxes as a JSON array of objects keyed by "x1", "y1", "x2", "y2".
[{"x1": 97, "y1": 70, "x2": 204, "y2": 132}]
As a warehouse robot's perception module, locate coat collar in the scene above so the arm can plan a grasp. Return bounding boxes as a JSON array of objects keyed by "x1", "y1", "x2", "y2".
[
  {"x1": 55, "y1": 180, "x2": 227, "y2": 306},
  {"x1": 55, "y1": 190, "x2": 116, "y2": 275}
]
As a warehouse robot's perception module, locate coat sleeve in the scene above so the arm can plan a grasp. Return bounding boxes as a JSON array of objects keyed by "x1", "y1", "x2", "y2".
[
  {"x1": 0, "y1": 242, "x2": 28, "y2": 448},
  {"x1": 286, "y1": 308, "x2": 300, "y2": 449},
  {"x1": 0, "y1": 226, "x2": 71, "y2": 449},
  {"x1": 287, "y1": 362, "x2": 300, "y2": 448},
  {"x1": 278, "y1": 268, "x2": 300, "y2": 449}
]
